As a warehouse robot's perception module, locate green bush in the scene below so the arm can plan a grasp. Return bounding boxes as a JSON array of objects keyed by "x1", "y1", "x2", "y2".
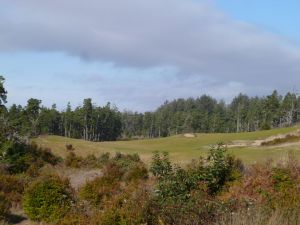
[
  {"x1": 150, "y1": 152, "x2": 172, "y2": 179},
  {"x1": 112, "y1": 152, "x2": 141, "y2": 171},
  {"x1": 0, "y1": 140, "x2": 60, "y2": 174},
  {"x1": 0, "y1": 192, "x2": 11, "y2": 221},
  {"x1": 150, "y1": 144, "x2": 243, "y2": 205},
  {"x1": 23, "y1": 175, "x2": 73, "y2": 223}
]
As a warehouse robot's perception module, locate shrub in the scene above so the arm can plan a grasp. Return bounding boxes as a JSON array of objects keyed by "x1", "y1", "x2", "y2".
[
  {"x1": 112, "y1": 152, "x2": 141, "y2": 172},
  {"x1": 84, "y1": 154, "x2": 101, "y2": 168},
  {"x1": 23, "y1": 175, "x2": 73, "y2": 223},
  {"x1": 116, "y1": 184, "x2": 150, "y2": 224},
  {"x1": 90, "y1": 208, "x2": 121, "y2": 225},
  {"x1": 0, "y1": 174, "x2": 25, "y2": 205},
  {"x1": 89, "y1": 182, "x2": 150, "y2": 225},
  {"x1": 65, "y1": 152, "x2": 108, "y2": 169},
  {"x1": 65, "y1": 152, "x2": 84, "y2": 168},
  {"x1": 205, "y1": 144, "x2": 240, "y2": 194},
  {"x1": 150, "y1": 152, "x2": 172, "y2": 179},
  {"x1": 0, "y1": 140, "x2": 60, "y2": 174},
  {"x1": 0, "y1": 193, "x2": 11, "y2": 221},
  {"x1": 220, "y1": 160, "x2": 300, "y2": 213},
  {"x1": 65, "y1": 144, "x2": 74, "y2": 151},
  {"x1": 151, "y1": 144, "x2": 242, "y2": 199},
  {"x1": 59, "y1": 210, "x2": 90, "y2": 225},
  {"x1": 79, "y1": 169, "x2": 121, "y2": 207},
  {"x1": 98, "y1": 152, "x2": 110, "y2": 165},
  {"x1": 26, "y1": 163, "x2": 41, "y2": 177},
  {"x1": 124, "y1": 163, "x2": 148, "y2": 182},
  {"x1": 147, "y1": 186, "x2": 220, "y2": 225}
]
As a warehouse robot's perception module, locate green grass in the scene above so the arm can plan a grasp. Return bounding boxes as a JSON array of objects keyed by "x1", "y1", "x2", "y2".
[{"x1": 33, "y1": 126, "x2": 300, "y2": 165}]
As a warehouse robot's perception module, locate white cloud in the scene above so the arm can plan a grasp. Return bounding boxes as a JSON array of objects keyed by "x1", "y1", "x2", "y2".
[{"x1": 1, "y1": 0, "x2": 300, "y2": 110}]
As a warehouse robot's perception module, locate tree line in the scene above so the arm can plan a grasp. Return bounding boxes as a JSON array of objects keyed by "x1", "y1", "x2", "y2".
[
  {"x1": 1, "y1": 75, "x2": 300, "y2": 141},
  {"x1": 123, "y1": 91, "x2": 300, "y2": 138}
]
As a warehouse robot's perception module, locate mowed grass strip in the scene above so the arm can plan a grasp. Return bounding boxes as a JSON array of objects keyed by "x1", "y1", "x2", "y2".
[{"x1": 33, "y1": 126, "x2": 300, "y2": 164}]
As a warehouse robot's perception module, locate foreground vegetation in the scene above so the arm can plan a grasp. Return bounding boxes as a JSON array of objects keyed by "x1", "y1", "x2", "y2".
[{"x1": 2, "y1": 136, "x2": 300, "y2": 224}]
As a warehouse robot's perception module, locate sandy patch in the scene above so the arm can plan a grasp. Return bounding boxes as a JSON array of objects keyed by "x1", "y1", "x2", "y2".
[
  {"x1": 183, "y1": 133, "x2": 196, "y2": 138},
  {"x1": 228, "y1": 129, "x2": 300, "y2": 148}
]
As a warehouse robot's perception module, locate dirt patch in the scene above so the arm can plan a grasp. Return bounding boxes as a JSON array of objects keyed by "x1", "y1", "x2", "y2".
[{"x1": 65, "y1": 169, "x2": 102, "y2": 190}]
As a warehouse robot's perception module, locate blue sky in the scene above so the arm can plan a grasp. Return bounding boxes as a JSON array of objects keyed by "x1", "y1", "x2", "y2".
[
  {"x1": 216, "y1": 0, "x2": 300, "y2": 41},
  {"x1": 1, "y1": 0, "x2": 300, "y2": 111}
]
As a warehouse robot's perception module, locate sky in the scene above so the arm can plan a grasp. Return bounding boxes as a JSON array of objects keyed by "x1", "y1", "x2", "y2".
[{"x1": 1, "y1": 0, "x2": 300, "y2": 112}]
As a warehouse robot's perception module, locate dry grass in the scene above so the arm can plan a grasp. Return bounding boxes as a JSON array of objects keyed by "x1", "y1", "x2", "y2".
[{"x1": 218, "y1": 209, "x2": 300, "y2": 225}]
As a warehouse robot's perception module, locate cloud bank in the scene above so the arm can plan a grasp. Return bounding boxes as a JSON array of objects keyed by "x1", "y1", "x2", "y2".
[{"x1": 1, "y1": 0, "x2": 300, "y2": 110}]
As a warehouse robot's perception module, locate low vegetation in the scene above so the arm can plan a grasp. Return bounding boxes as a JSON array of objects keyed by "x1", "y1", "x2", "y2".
[
  {"x1": 261, "y1": 134, "x2": 300, "y2": 146},
  {"x1": 2, "y1": 134, "x2": 300, "y2": 224},
  {"x1": 23, "y1": 175, "x2": 73, "y2": 223},
  {"x1": 0, "y1": 193, "x2": 10, "y2": 221},
  {"x1": 0, "y1": 140, "x2": 60, "y2": 174}
]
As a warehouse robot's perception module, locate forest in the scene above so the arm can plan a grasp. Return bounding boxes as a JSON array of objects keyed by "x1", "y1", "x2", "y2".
[{"x1": 1, "y1": 75, "x2": 300, "y2": 141}]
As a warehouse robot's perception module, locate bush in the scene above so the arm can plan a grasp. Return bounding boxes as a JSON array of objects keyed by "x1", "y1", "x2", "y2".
[
  {"x1": 65, "y1": 152, "x2": 108, "y2": 169},
  {"x1": 105, "y1": 162, "x2": 125, "y2": 178},
  {"x1": 84, "y1": 154, "x2": 100, "y2": 168},
  {"x1": 111, "y1": 152, "x2": 141, "y2": 172},
  {"x1": 205, "y1": 144, "x2": 241, "y2": 194},
  {"x1": 23, "y1": 175, "x2": 73, "y2": 223},
  {"x1": 151, "y1": 144, "x2": 242, "y2": 199},
  {"x1": 90, "y1": 208, "x2": 121, "y2": 225},
  {"x1": 65, "y1": 144, "x2": 74, "y2": 151},
  {"x1": 98, "y1": 152, "x2": 110, "y2": 165},
  {"x1": 0, "y1": 174, "x2": 25, "y2": 205},
  {"x1": 79, "y1": 166, "x2": 122, "y2": 207},
  {"x1": 89, "y1": 183, "x2": 150, "y2": 225},
  {"x1": 59, "y1": 210, "x2": 90, "y2": 225},
  {"x1": 0, "y1": 140, "x2": 60, "y2": 174},
  {"x1": 124, "y1": 163, "x2": 148, "y2": 182},
  {"x1": 147, "y1": 187, "x2": 220, "y2": 225},
  {"x1": 150, "y1": 152, "x2": 172, "y2": 179},
  {"x1": 220, "y1": 160, "x2": 300, "y2": 213},
  {"x1": 0, "y1": 193, "x2": 11, "y2": 221},
  {"x1": 65, "y1": 152, "x2": 84, "y2": 168}
]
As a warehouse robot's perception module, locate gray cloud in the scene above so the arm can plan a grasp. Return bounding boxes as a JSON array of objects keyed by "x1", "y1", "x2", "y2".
[{"x1": 1, "y1": 0, "x2": 300, "y2": 110}]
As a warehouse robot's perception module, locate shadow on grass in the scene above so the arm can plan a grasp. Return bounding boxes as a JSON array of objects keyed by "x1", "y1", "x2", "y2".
[{"x1": 7, "y1": 214, "x2": 27, "y2": 224}]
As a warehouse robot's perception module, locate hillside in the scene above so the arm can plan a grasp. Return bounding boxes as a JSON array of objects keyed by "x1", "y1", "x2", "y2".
[{"x1": 34, "y1": 126, "x2": 300, "y2": 164}]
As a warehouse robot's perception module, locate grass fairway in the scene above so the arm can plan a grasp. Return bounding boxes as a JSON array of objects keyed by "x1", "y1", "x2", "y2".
[{"x1": 33, "y1": 126, "x2": 300, "y2": 165}]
